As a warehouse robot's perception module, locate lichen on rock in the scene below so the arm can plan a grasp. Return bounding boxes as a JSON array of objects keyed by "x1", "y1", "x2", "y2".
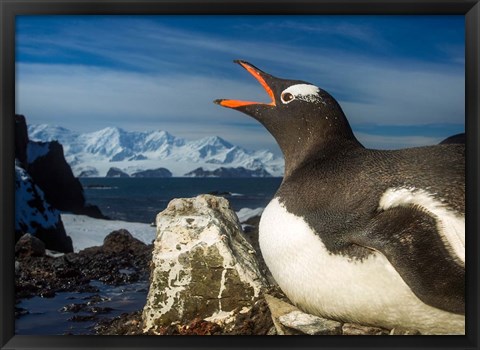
[{"x1": 142, "y1": 195, "x2": 268, "y2": 334}]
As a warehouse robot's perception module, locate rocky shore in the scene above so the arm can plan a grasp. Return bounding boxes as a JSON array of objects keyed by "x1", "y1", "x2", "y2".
[{"x1": 15, "y1": 229, "x2": 153, "y2": 329}]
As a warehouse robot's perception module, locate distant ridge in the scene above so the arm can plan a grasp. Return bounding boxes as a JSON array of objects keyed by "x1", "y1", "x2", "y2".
[{"x1": 28, "y1": 124, "x2": 285, "y2": 177}]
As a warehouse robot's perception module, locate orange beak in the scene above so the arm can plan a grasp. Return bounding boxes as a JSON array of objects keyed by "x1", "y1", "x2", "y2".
[{"x1": 214, "y1": 60, "x2": 276, "y2": 108}]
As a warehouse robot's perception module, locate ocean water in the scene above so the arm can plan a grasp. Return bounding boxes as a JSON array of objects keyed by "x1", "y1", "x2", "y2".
[
  {"x1": 16, "y1": 280, "x2": 148, "y2": 335},
  {"x1": 79, "y1": 177, "x2": 283, "y2": 223}
]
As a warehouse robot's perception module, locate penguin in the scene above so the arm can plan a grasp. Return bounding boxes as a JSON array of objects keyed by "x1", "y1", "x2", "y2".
[{"x1": 214, "y1": 60, "x2": 465, "y2": 335}]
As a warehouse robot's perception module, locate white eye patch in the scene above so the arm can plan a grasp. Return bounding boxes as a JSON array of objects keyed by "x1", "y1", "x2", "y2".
[{"x1": 280, "y1": 84, "x2": 323, "y2": 104}]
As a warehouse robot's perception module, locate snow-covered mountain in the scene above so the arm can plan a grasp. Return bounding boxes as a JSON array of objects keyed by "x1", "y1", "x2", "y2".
[{"x1": 27, "y1": 125, "x2": 285, "y2": 177}]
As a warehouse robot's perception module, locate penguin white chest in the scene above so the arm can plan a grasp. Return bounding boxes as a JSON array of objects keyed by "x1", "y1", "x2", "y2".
[{"x1": 258, "y1": 197, "x2": 464, "y2": 334}]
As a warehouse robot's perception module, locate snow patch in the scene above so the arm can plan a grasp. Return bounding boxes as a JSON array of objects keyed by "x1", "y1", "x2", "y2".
[
  {"x1": 236, "y1": 207, "x2": 264, "y2": 223},
  {"x1": 61, "y1": 214, "x2": 156, "y2": 252}
]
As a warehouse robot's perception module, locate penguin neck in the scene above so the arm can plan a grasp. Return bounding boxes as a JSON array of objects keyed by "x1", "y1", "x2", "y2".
[{"x1": 277, "y1": 121, "x2": 363, "y2": 180}]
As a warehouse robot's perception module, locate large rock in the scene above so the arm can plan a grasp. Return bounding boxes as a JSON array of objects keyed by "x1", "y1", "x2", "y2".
[
  {"x1": 15, "y1": 233, "x2": 46, "y2": 257},
  {"x1": 15, "y1": 163, "x2": 73, "y2": 253},
  {"x1": 27, "y1": 140, "x2": 86, "y2": 212},
  {"x1": 15, "y1": 115, "x2": 29, "y2": 167},
  {"x1": 15, "y1": 114, "x2": 106, "y2": 221},
  {"x1": 142, "y1": 195, "x2": 268, "y2": 333}
]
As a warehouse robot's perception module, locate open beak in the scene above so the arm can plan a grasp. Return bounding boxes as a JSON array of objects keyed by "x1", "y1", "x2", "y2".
[{"x1": 214, "y1": 60, "x2": 276, "y2": 109}]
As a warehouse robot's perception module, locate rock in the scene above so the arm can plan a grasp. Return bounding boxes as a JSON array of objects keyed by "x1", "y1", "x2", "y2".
[
  {"x1": 279, "y1": 310, "x2": 342, "y2": 335},
  {"x1": 131, "y1": 168, "x2": 172, "y2": 178},
  {"x1": 240, "y1": 215, "x2": 276, "y2": 286},
  {"x1": 15, "y1": 234, "x2": 153, "y2": 302},
  {"x1": 15, "y1": 164, "x2": 73, "y2": 253},
  {"x1": 15, "y1": 233, "x2": 46, "y2": 257},
  {"x1": 106, "y1": 167, "x2": 129, "y2": 177},
  {"x1": 264, "y1": 294, "x2": 305, "y2": 335},
  {"x1": 27, "y1": 140, "x2": 85, "y2": 212},
  {"x1": 174, "y1": 318, "x2": 223, "y2": 335},
  {"x1": 94, "y1": 311, "x2": 145, "y2": 335},
  {"x1": 229, "y1": 298, "x2": 275, "y2": 335},
  {"x1": 265, "y1": 293, "x2": 396, "y2": 336},
  {"x1": 342, "y1": 323, "x2": 390, "y2": 335},
  {"x1": 142, "y1": 195, "x2": 268, "y2": 333},
  {"x1": 15, "y1": 115, "x2": 29, "y2": 167},
  {"x1": 102, "y1": 229, "x2": 147, "y2": 254},
  {"x1": 16, "y1": 114, "x2": 107, "y2": 220},
  {"x1": 74, "y1": 204, "x2": 109, "y2": 219}
]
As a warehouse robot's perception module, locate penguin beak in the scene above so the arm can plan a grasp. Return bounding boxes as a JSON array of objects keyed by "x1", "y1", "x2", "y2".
[{"x1": 214, "y1": 60, "x2": 276, "y2": 109}]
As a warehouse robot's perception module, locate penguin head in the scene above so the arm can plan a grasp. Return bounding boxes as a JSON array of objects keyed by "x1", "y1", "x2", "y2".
[
  {"x1": 214, "y1": 60, "x2": 360, "y2": 172},
  {"x1": 215, "y1": 60, "x2": 336, "y2": 122}
]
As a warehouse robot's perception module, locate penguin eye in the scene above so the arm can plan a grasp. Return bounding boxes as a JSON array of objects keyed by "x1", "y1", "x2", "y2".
[{"x1": 281, "y1": 92, "x2": 295, "y2": 104}]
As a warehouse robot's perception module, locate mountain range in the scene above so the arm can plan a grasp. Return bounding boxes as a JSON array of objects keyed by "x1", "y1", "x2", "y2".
[{"x1": 27, "y1": 125, "x2": 285, "y2": 177}]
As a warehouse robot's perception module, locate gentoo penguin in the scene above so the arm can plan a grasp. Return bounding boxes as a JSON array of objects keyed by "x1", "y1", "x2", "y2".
[{"x1": 214, "y1": 60, "x2": 465, "y2": 335}]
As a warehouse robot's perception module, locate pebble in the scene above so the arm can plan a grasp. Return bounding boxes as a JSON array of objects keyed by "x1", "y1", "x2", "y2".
[{"x1": 279, "y1": 310, "x2": 342, "y2": 335}]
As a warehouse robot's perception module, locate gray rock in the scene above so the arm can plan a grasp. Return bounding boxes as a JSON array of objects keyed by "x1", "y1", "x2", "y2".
[
  {"x1": 142, "y1": 195, "x2": 268, "y2": 333},
  {"x1": 264, "y1": 294, "x2": 300, "y2": 335},
  {"x1": 279, "y1": 310, "x2": 343, "y2": 335}
]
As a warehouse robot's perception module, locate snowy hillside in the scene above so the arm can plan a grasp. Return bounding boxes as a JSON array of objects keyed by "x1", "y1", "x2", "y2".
[{"x1": 28, "y1": 125, "x2": 284, "y2": 177}]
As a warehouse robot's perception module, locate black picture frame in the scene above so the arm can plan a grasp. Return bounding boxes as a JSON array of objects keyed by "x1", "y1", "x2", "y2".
[{"x1": 1, "y1": 1, "x2": 479, "y2": 349}]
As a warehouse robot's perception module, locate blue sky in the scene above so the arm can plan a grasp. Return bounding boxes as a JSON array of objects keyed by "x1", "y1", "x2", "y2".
[{"x1": 15, "y1": 15, "x2": 465, "y2": 154}]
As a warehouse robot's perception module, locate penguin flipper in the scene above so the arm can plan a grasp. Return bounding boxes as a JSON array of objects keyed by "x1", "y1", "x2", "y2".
[{"x1": 352, "y1": 205, "x2": 465, "y2": 315}]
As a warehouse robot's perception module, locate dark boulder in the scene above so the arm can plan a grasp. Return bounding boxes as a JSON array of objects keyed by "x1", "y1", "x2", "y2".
[
  {"x1": 27, "y1": 140, "x2": 86, "y2": 212},
  {"x1": 15, "y1": 233, "x2": 46, "y2": 257},
  {"x1": 102, "y1": 229, "x2": 147, "y2": 254}
]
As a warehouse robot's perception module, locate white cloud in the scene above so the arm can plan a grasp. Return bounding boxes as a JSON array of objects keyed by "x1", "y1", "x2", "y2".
[{"x1": 15, "y1": 62, "x2": 278, "y2": 151}]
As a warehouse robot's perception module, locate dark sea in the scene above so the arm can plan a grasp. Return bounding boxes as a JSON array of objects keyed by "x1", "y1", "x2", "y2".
[{"x1": 79, "y1": 177, "x2": 283, "y2": 223}]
